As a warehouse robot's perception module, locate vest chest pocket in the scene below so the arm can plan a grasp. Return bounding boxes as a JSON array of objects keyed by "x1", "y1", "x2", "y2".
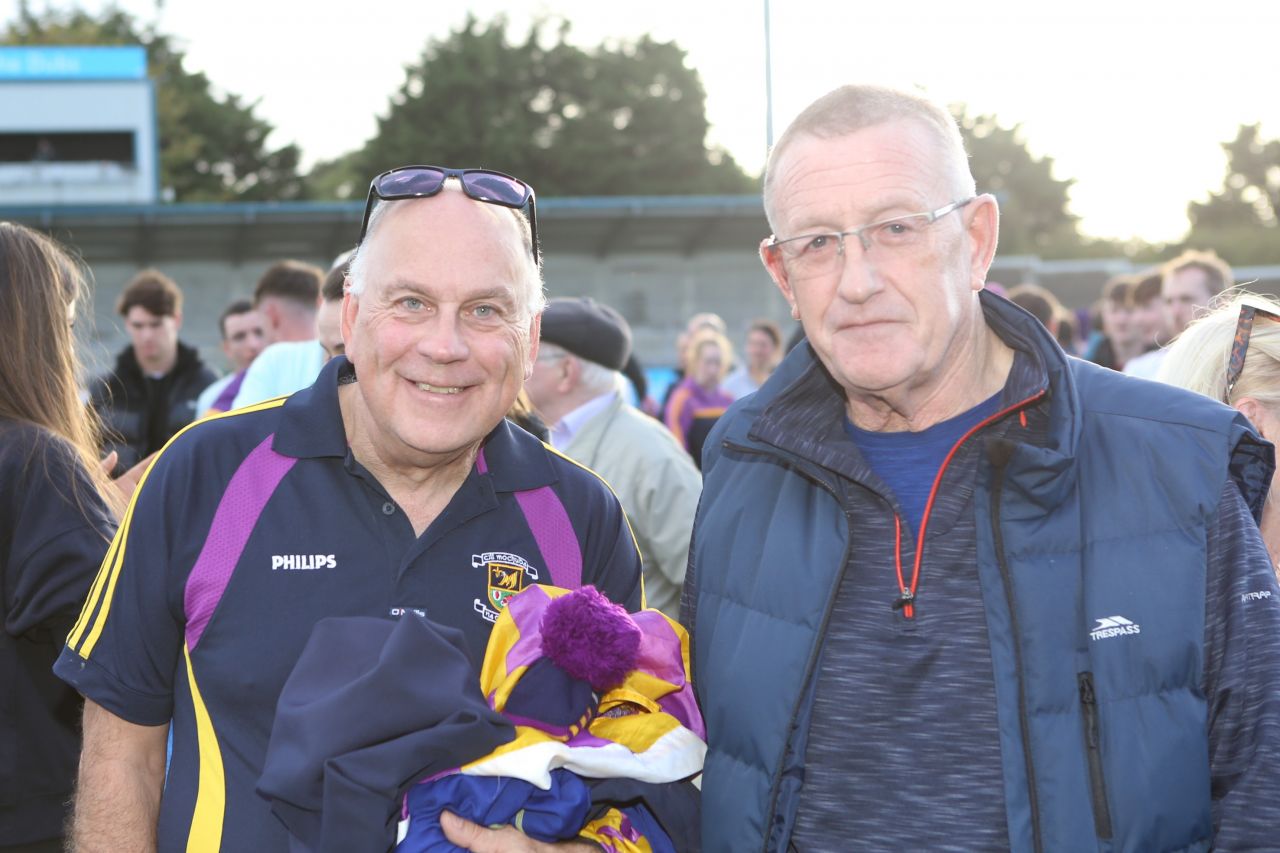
[{"x1": 1078, "y1": 671, "x2": 1113, "y2": 840}]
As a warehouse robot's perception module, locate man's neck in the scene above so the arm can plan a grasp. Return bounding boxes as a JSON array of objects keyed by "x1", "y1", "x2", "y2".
[
  {"x1": 845, "y1": 317, "x2": 1015, "y2": 433},
  {"x1": 339, "y1": 384, "x2": 476, "y2": 537},
  {"x1": 136, "y1": 348, "x2": 178, "y2": 378}
]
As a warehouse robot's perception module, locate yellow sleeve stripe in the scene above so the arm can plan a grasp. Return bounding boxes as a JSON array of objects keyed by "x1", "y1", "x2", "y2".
[
  {"x1": 66, "y1": 397, "x2": 290, "y2": 656},
  {"x1": 541, "y1": 442, "x2": 647, "y2": 611},
  {"x1": 184, "y1": 644, "x2": 226, "y2": 853}
]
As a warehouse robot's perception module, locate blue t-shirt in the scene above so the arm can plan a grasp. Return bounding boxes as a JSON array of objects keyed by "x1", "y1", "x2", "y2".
[{"x1": 844, "y1": 392, "x2": 1003, "y2": 536}]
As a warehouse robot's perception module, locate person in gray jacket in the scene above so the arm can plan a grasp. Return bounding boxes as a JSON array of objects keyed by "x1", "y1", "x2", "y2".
[
  {"x1": 526, "y1": 297, "x2": 701, "y2": 619},
  {"x1": 684, "y1": 83, "x2": 1280, "y2": 852}
]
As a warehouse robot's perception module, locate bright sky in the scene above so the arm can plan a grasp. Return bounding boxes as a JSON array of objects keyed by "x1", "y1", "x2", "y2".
[{"x1": 5, "y1": 0, "x2": 1279, "y2": 243}]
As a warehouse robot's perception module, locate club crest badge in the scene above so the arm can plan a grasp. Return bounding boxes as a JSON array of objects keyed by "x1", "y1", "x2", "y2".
[{"x1": 472, "y1": 552, "x2": 539, "y2": 621}]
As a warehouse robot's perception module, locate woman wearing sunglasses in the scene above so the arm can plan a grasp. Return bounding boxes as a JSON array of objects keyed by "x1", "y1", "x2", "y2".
[{"x1": 1160, "y1": 292, "x2": 1280, "y2": 570}]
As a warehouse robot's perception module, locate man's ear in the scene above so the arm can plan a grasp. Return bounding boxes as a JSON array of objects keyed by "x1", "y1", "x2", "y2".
[
  {"x1": 966, "y1": 193, "x2": 1000, "y2": 292},
  {"x1": 524, "y1": 312, "x2": 542, "y2": 381},
  {"x1": 172, "y1": 310, "x2": 184, "y2": 332},
  {"x1": 760, "y1": 239, "x2": 798, "y2": 318},
  {"x1": 340, "y1": 292, "x2": 359, "y2": 364}
]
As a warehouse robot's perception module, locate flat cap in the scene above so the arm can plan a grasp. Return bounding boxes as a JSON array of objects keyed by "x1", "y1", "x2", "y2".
[{"x1": 539, "y1": 297, "x2": 632, "y2": 371}]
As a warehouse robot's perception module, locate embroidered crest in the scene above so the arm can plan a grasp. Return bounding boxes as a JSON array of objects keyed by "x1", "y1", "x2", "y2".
[{"x1": 472, "y1": 552, "x2": 539, "y2": 620}]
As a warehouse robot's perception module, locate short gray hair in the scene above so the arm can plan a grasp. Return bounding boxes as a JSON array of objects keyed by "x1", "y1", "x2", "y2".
[
  {"x1": 539, "y1": 341, "x2": 622, "y2": 397},
  {"x1": 763, "y1": 84, "x2": 975, "y2": 230},
  {"x1": 346, "y1": 196, "x2": 546, "y2": 319}
]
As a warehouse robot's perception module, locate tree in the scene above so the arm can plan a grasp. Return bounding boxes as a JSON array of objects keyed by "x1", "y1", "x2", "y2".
[
  {"x1": 2, "y1": 6, "x2": 307, "y2": 202},
  {"x1": 1185, "y1": 124, "x2": 1280, "y2": 265},
  {"x1": 331, "y1": 15, "x2": 755, "y2": 199},
  {"x1": 953, "y1": 108, "x2": 1082, "y2": 257}
]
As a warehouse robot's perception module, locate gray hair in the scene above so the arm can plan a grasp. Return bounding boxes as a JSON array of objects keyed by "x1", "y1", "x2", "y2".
[
  {"x1": 538, "y1": 341, "x2": 622, "y2": 397},
  {"x1": 346, "y1": 196, "x2": 546, "y2": 319},
  {"x1": 763, "y1": 84, "x2": 976, "y2": 231}
]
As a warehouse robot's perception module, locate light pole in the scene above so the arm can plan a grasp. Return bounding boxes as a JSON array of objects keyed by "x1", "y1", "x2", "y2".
[{"x1": 764, "y1": 0, "x2": 774, "y2": 153}]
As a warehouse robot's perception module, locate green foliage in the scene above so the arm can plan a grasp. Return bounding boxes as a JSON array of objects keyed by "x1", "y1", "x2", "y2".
[
  {"x1": 953, "y1": 107, "x2": 1081, "y2": 257},
  {"x1": 1186, "y1": 124, "x2": 1280, "y2": 265},
  {"x1": 2, "y1": 5, "x2": 307, "y2": 201},
  {"x1": 334, "y1": 15, "x2": 756, "y2": 199}
]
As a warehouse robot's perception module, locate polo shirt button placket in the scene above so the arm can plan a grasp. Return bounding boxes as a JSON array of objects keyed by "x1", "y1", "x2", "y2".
[{"x1": 381, "y1": 501, "x2": 396, "y2": 516}]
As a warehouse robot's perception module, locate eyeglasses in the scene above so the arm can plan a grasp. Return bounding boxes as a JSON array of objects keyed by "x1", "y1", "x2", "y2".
[
  {"x1": 1225, "y1": 302, "x2": 1280, "y2": 400},
  {"x1": 766, "y1": 197, "x2": 976, "y2": 281},
  {"x1": 359, "y1": 165, "x2": 539, "y2": 263}
]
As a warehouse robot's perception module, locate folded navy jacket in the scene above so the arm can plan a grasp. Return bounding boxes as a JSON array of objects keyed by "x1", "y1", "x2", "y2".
[{"x1": 256, "y1": 614, "x2": 515, "y2": 853}]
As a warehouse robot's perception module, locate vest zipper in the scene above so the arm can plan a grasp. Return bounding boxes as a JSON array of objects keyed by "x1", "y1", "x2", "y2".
[
  {"x1": 897, "y1": 392, "x2": 1046, "y2": 619},
  {"x1": 1077, "y1": 672, "x2": 1114, "y2": 839},
  {"x1": 987, "y1": 441, "x2": 1044, "y2": 853},
  {"x1": 721, "y1": 438, "x2": 856, "y2": 853}
]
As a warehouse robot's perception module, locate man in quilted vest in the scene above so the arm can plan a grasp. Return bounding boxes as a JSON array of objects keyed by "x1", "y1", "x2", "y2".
[{"x1": 684, "y1": 84, "x2": 1280, "y2": 852}]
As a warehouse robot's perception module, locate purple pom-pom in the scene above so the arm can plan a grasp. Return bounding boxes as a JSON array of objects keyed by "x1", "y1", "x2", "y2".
[{"x1": 540, "y1": 586, "x2": 642, "y2": 692}]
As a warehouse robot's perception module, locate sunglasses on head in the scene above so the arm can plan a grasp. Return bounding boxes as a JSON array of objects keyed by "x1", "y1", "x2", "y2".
[
  {"x1": 358, "y1": 165, "x2": 539, "y2": 263},
  {"x1": 1225, "y1": 301, "x2": 1280, "y2": 400}
]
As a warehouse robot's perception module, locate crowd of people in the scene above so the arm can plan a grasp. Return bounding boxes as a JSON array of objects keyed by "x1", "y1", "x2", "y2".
[{"x1": 3, "y1": 83, "x2": 1279, "y2": 853}]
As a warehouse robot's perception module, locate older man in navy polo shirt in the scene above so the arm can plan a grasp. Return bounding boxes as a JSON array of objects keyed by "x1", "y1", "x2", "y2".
[{"x1": 56, "y1": 168, "x2": 646, "y2": 852}]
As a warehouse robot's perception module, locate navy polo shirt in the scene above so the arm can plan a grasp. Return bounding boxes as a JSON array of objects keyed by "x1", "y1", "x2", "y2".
[{"x1": 55, "y1": 357, "x2": 643, "y2": 852}]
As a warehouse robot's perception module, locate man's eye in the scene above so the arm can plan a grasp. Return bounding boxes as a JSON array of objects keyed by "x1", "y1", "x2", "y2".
[
  {"x1": 401, "y1": 297, "x2": 424, "y2": 311},
  {"x1": 805, "y1": 234, "x2": 836, "y2": 253}
]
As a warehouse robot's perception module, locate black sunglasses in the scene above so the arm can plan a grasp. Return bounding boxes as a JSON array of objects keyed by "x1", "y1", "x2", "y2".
[
  {"x1": 358, "y1": 165, "x2": 539, "y2": 263},
  {"x1": 1225, "y1": 302, "x2": 1280, "y2": 400}
]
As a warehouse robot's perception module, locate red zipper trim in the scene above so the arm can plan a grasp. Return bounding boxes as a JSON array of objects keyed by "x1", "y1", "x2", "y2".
[{"x1": 895, "y1": 389, "x2": 1046, "y2": 620}]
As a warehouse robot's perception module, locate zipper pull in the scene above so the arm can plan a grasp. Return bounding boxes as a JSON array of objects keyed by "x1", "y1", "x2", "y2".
[{"x1": 891, "y1": 587, "x2": 915, "y2": 611}]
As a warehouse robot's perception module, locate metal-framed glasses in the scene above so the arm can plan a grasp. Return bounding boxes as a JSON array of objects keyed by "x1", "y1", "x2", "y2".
[
  {"x1": 358, "y1": 165, "x2": 539, "y2": 263},
  {"x1": 1225, "y1": 301, "x2": 1280, "y2": 400},
  {"x1": 766, "y1": 197, "x2": 976, "y2": 280}
]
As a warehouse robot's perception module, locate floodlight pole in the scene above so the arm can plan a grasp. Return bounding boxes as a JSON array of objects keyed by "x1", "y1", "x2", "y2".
[{"x1": 764, "y1": 0, "x2": 774, "y2": 153}]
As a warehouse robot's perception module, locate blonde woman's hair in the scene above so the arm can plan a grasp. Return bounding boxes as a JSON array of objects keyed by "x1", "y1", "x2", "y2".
[{"x1": 1159, "y1": 290, "x2": 1280, "y2": 409}]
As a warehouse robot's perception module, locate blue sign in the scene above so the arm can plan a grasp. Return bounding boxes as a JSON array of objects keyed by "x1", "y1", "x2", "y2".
[{"x1": 0, "y1": 46, "x2": 147, "y2": 80}]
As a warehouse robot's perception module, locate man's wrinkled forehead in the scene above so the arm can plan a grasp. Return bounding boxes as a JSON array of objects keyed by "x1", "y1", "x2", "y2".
[{"x1": 765, "y1": 120, "x2": 965, "y2": 223}]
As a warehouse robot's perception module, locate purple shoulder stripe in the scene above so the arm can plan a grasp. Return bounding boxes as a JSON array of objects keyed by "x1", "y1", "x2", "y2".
[
  {"x1": 475, "y1": 447, "x2": 583, "y2": 590},
  {"x1": 514, "y1": 487, "x2": 582, "y2": 590},
  {"x1": 184, "y1": 435, "x2": 296, "y2": 650}
]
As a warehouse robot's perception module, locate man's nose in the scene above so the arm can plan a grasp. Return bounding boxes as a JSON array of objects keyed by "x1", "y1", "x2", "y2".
[
  {"x1": 834, "y1": 240, "x2": 883, "y2": 304},
  {"x1": 418, "y1": 311, "x2": 470, "y2": 362}
]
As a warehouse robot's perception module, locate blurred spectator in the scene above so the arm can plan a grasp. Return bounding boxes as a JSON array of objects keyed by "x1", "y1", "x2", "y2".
[
  {"x1": 1160, "y1": 292, "x2": 1280, "y2": 568},
  {"x1": 90, "y1": 269, "x2": 217, "y2": 472},
  {"x1": 723, "y1": 319, "x2": 784, "y2": 400},
  {"x1": 229, "y1": 258, "x2": 329, "y2": 409},
  {"x1": 660, "y1": 311, "x2": 726, "y2": 417},
  {"x1": 1083, "y1": 275, "x2": 1142, "y2": 370},
  {"x1": 664, "y1": 327, "x2": 734, "y2": 468},
  {"x1": 254, "y1": 259, "x2": 324, "y2": 346},
  {"x1": 1129, "y1": 268, "x2": 1165, "y2": 353},
  {"x1": 526, "y1": 297, "x2": 701, "y2": 619},
  {"x1": 1127, "y1": 251, "x2": 1233, "y2": 380},
  {"x1": 1054, "y1": 308, "x2": 1080, "y2": 355},
  {"x1": 1007, "y1": 283, "x2": 1063, "y2": 338},
  {"x1": 1, "y1": 222, "x2": 116, "y2": 851},
  {"x1": 195, "y1": 300, "x2": 265, "y2": 416}
]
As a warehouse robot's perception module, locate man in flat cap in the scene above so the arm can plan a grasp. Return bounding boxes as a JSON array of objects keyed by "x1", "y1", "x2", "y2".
[{"x1": 526, "y1": 297, "x2": 702, "y2": 619}]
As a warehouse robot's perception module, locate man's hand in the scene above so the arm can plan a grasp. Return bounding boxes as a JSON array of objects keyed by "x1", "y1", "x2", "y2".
[
  {"x1": 100, "y1": 451, "x2": 156, "y2": 519},
  {"x1": 439, "y1": 811, "x2": 601, "y2": 852}
]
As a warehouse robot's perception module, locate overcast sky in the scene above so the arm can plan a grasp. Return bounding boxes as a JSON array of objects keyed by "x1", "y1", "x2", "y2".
[{"x1": 5, "y1": 0, "x2": 1279, "y2": 242}]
